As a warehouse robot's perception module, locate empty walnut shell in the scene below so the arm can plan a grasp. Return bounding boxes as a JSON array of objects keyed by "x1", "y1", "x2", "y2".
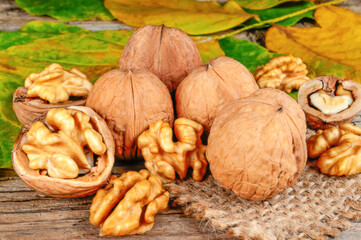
[
  {"x1": 11, "y1": 106, "x2": 115, "y2": 198},
  {"x1": 119, "y1": 25, "x2": 202, "y2": 92},
  {"x1": 13, "y1": 87, "x2": 87, "y2": 126},
  {"x1": 298, "y1": 76, "x2": 361, "y2": 129},
  {"x1": 176, "y1": 57, "x2": 258, "y2": 132},
  {"x1": 207, "y1": 88, "x2": 307, "y2": 201},
  {"x1": 86, "y1": 69, "x2": 174, "y2": 160}
]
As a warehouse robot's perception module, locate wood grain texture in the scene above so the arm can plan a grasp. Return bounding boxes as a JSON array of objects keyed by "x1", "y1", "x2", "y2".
[{"x1": 0, "y1": 0, "x2": 360, "y2": 239}]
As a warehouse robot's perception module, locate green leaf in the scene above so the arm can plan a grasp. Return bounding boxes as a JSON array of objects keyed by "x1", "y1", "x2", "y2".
[
  {"x1": 242, "y1": 1, "x2": 315, "y2": 28},
  {"x1": 218, "y1": 37, "x2": 282, "y2": 73},
  {"x1": 0, "y1": 21, "x2": 86, "y2": 50},
  {"x1": 234, "y1": 0, "x2": 314, "y2": 10},
  {"x1": 104, "y1": 0, "x2": 257, "y2": 35},
  {"x1": 15, "y1": 0, "x2": 114, "y2": 21}
]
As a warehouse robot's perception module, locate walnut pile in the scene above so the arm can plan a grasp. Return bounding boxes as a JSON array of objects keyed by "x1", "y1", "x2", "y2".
[
  {"x1": 138, "y1": 118, "x2": 207, "y2": 183},
  {"x1": 21, "y1": 108, "x2": 106, "y2": 178},
  {"x1": 25, "y1": 63, "x2": 92, "y2": 103},
  {"x1": 307, "y1": 123, "x2": 361, "y2": 175},
  {"x1": 89, "y1": 170, "x2": 169, "y2": 236},
  {"x1": 254, "y1": 55, "x2": 310, "y2": 93}
]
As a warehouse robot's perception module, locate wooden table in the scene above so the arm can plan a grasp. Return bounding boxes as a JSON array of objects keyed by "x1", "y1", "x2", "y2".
[{"x1": 0, "y1": 0, "x2": 360, "y2": 239}]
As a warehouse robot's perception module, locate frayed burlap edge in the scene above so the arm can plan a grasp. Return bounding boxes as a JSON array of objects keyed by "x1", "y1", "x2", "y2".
[{"x1": 166, "y1": 115, "x2": 361, "y2": 240}]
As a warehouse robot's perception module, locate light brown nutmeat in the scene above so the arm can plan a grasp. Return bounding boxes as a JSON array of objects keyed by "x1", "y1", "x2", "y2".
[
  {"x1": 89, "y1": 170, "x2": 169, "y2": 236},
  {"x1": 138, "y1": 118, "x2": 207, "y2": 183},
  {"x1": 254, "y1": 55, "x2": 310, "y2": 93},
  {"x1": 176, "y1": 57, "x2": 258, "y2": 132},
  {"x1": 25, "y1": 63, "x2": 92, "y2": 104},
  {"x1": 21, "y1": 108, "x2": 107, "y2": 179},
  {"x1": 307, "y1": 123, "x2": 361, "y2": 176},
  {"x1": 119, "y1": 24, "x2": 202, "y2": 92},
  {"x1": 86, "y1": 69, "x2": 174, "y2": 160}
]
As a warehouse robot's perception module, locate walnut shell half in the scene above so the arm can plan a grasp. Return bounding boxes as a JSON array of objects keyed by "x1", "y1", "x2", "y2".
[
  {"x1": 12, "y1": 106, "x2": 115, "y2": 198},
  {"x1": 298, "y1": 76, "x2": 361, "y2": 129},
  {"x1": 13, "y1": 86, "x2": 87, "y2": 127}
]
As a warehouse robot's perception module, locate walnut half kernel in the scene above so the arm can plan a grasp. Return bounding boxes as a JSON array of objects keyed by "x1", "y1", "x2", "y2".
[
  {"x1": 12, "y1": 106, "x2": 115, "y2": 198},
  {"x1": 21, "y1": 108, "x2": 106, "y2": 179},
  {"x1": 138, "y1": 118, "x2": 207, "y2": 183},
  {"x1": 307, "y1": 123, "x2": 361, "y2": 176},
  {"x1": 254, "y1": 55, "x2": 310, "y2": 93},
  {"x1": 25, "y1": 63, "x2": 92, "y2": 104},
  {"x1": 89, "y1": 170, "x2": 169, "y2": 236}
]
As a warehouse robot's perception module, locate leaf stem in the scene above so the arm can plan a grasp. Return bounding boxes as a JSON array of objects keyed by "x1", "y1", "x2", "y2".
[{"x1": 210, "y1": 0, "x2": 347, "y2": 40}]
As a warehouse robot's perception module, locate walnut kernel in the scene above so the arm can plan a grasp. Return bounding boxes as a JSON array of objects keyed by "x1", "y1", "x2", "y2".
[
  {"x1": 25, "y1": 63, "x2": 92, "y2": 104},
  {"x1": 254, "y1": 55, "x2": 309, "y2": 93},
  {"x1": 89, "y1": 170, "x2": 169, "y2": 236},
  {"x1": 21, "y1": 108, "x2": 106, "y2": 179},
  {"x1": 138, "y1": 118, "x2": 207, "y2": 183},
  {"x1": 307, "y1": 123, "x2": 361, "y2": 175}
]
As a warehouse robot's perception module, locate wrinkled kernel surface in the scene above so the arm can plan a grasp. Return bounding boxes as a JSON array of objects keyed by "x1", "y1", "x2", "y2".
[
  {"x1": 22, "y1": 108, "x2": 106, "y2": 178},
  {"x1": 138, "y1": 118, "x2": 207, "y2": 183},
  {"x1": 25, "y1": 63, "x2": 92, "y2": 103},
  {"x1": 254, "y1": 55, "x2": 310, "y2": 93},
  {"x1": 307, "y1": 123, "x2": 361, "y2": 175},
  {"x1": 89, "y1": 170, "x2": 169, "y2": 236}
]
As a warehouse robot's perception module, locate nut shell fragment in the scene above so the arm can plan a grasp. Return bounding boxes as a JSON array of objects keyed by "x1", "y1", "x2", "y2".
[
  {"x1": 207, "y1": 88, "x2": 307, "y2": 201},
  {"x1": 12, "y1": 106, "x2": 115, "y2": 198},
  {"x1": 176, "y1": 57, "x2": 258, "y2": 132},
  {"x1": 119, "y1": 24, "x2": 202, "y2": 92},
  {"x1": 90, "y1": 170, "x2": 169, "y2": 236},
  {"x1": 298, "y1": 76, "x2": 361, "y2": 129},
  {"x1": 86, "y1": 69, "x2": 174, "y2": 160},
  {"x1": 138, "y1": 118, "x2": 207, "y2": 183}
]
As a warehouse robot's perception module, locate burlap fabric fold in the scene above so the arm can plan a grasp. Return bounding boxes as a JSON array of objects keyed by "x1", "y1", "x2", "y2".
[{"x1": 166, "y1": 116, "x2": 361, "y2": 240}]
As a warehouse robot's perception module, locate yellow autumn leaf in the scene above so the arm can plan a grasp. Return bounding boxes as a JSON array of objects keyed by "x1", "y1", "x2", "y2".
[
  {"x1": 104, "y1": 0, "x2": 256, "y2": 35},
  {"x1": 265, "y1": 6, "x2": 361, "y2": 82}
]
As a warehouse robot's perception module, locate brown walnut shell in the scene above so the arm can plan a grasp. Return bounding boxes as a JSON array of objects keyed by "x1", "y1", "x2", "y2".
[
  {"x1": 207, "y1": 88, "x2": 307, "y2": 201},
  {"x1": 11, "y1": 106, "x2": 115, "y2": 198},
  {"x1": 298, "y1": 76, "x2": 361, "y2": 129},
  {"x1": 119, "y1": 24, "x2": 202, "y2": 92},
  {"x1": 176, "y1": 57, "x2": 258, "y2": 132},
  {"x1": 86, "y1": 69, "x2": 174, "y2": 160},
  {"x1": 13, "y1": 86, "x2": 86, "y2": 127}
]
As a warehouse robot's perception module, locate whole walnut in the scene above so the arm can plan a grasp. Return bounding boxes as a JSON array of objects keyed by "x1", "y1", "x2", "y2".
[
  {"x1": 86, "y1": 69, "x2": 174, "y2": 160},
  {"x1": 119, "y1": 25, "x2": 202, "y2": 92},
  {"x1": 207, "y1": 88, "x2": 307, "y2": 201},
  {"x1": 176, "y1": 57, "x2": 258, "y2": 132}
]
